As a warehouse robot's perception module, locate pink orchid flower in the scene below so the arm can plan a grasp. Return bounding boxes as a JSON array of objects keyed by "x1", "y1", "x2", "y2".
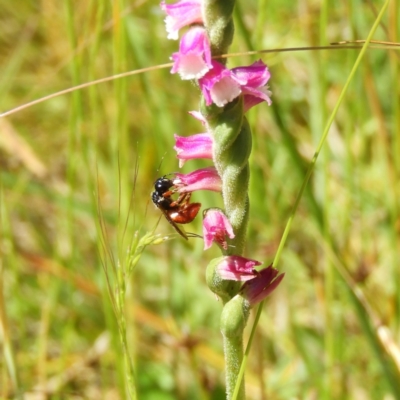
[
  {"x1": 215, "y1": 255, "x2": 261, "y2": 281},
  {"x1": 198, "y1": 61, "x2": 242, "y2": 107},
  {"x1": 174, "y1": 133, "x2": 213, "y2": 167},
  {"x1": 160, "y1": 0, "x2": 203, "y2": 40},
  {"x1": 232, "y1": 60, "x2": 272, "y2": 111},
  {"x1": 171, "y1": 27, "x2": 212, "y2": 80},
  {"x1": 202, "y1": 208, "x2": 235, "y2": 250},
  {"x1": 173, "y1": 167, "x2": 222, "y2": 193},
  {"x1": 198, "y1": 59, "x2": 272, "y2": 110}
]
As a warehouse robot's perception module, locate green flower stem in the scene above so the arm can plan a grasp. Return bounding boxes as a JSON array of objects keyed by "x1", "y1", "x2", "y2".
[
  {"x1": 201, "y1": 97, "x2": 251, "y2": 256},
  {"x1": 202, "y1": 1, "x2": 253, "y2": 398},
  {"x1": 202, "y1": 0, "x2": 235, "y2": 58},
  {"x1": 221, "y1": 295, "x2": 250, "y2": 400},
  {"x1": 201, "y1": 80, "x2": 250, "y2": 400},
  {"x1": 223, "y1": 335, "x2": 245, "y2": 399}
]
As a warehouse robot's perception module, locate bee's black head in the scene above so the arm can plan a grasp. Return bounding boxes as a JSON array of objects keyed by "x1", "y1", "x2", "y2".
[{"x1": 153, "y1": 177, "x2": 174, "y2": 196}]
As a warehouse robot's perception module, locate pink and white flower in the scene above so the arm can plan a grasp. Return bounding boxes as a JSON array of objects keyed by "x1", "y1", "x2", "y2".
[
  {"x1": 198, "y1": 61, "x2": 242, "y2": 107},
  {"x1": 198, "y1": 59, "x2": 272, "y2": 110},
  {"x1": 171, "y1": 27, "x2": 212, "y2": 80},
  {"x1": 174, "y1": 166, "x2": 222, "y2": 193},
  {"x1": 160, "y1": 0, "x2": 203, "y2": 40},
  {"x1": 202, "y1": 208, "x2": 235, "y2": 250},
  {"x1": 215, "y1": 255, "x2": 261, "y2": 280},
  {"x1": 232, "y1": 60, "x2": 272, "y2": 111},
  {"x1": 174, "y1": 133, "x2": 213, "y2": 167},
  {"x1": 241, "y1": 265, "x2": 284, "y2": 305}
]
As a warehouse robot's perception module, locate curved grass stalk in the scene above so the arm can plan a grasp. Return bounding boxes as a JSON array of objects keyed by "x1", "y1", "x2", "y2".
[{"x1": 1, "y1": 45, "x2": 398, "y2": 119}]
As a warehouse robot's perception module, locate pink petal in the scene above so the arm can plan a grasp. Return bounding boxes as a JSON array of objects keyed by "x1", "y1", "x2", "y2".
[
  {"x1": 232, "y1": 60, "x2": 272, "y2": 111},
  {"x1": 216, "y1": 256, "x2": 261, "y2": 281},
  {"x1": 160, "y1": 0, "x2": 203, "y2": 40},
  {"x1": 241, "y1": 266, "x2": 284, "y2": 305},
  {"x1": 209, "y1": 76, "x2": 242, "y2": 107},
  {"x1": 174, "y1": 133, "x2": 213, "y2": 167},
  {"x1": 174, "y1": 167, "x2": 222, "y2": 192},
  {"x1": 231, "y1": 60, "x2": 271, "y2": 87}
]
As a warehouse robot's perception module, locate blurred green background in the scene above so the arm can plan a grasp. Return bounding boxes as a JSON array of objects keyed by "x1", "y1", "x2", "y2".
[{"x1": 1, "y1": 0, "x2": 400, "y2": 399}]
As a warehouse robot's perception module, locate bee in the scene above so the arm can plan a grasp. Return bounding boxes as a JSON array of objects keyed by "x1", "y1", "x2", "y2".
[{"x1": 151, "y1": 176, "x2": 201, "y2": 240}]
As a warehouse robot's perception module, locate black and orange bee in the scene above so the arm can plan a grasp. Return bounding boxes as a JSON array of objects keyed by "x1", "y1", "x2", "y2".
[{"x1": 151, "y1": 176, "x2": 201, "y2": 239}]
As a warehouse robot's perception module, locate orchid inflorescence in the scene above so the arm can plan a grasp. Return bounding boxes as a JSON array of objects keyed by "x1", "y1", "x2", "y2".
[
  {"x1": 159, "y1": 0, "x2": 283, "y2": 308},
  {"x1": 157, "y1": 0, "x2": 286, "y2": 397}
]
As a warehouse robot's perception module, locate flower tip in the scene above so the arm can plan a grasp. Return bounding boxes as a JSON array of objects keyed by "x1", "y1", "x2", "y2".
[
  {"x1": 242, "y1": 265, "x2": 284, "y2": 305},
  {"x1": 188, "y1": 110, "x2": 206, "y2": 124}
]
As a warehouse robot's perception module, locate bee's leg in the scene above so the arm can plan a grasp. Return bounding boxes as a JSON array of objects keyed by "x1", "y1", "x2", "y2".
[
  {"x1": 161, "y1": 189, "x2": 175, "y2": 198},
  {"x1": 170, "y1": 191, "x2": 192, "y2": 207}
]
